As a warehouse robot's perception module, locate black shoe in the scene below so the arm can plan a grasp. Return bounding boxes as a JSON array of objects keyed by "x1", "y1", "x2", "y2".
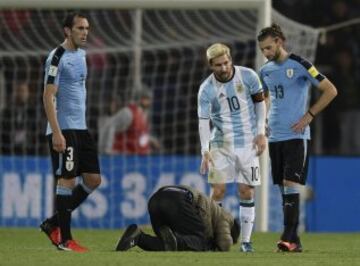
[
  {"x1": 115, "y1": 224, "x2": 141, "y2": 251},
  {"x1": 39, "y1": 219, "x2": 61, "y2": 246},
  {"x1": 159, "y1": 226, "x2": 177, "y2": 251}
]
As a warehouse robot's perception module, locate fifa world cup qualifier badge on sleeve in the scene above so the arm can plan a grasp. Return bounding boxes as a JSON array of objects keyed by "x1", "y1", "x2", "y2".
[{"x1": 48, "y1": 65, "x2": 58, "y2": 77}]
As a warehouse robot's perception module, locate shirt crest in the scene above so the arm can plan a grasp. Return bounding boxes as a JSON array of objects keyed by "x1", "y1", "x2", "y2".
[
  {"x1": 236, "y1": 83, "x2": 244, "y2": 93},
  {"x1": 286, "y1": 68, "x2": 294, "y2": 78}
]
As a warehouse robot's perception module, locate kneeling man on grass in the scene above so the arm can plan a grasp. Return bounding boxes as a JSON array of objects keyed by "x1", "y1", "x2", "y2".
[{"x1": 115, "y1": 185, "x2": 240, "y2": 252}]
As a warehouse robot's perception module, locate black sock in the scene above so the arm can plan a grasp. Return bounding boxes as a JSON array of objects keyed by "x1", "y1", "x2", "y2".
[
  {"x1": 47, "y1": 213, "x2": 59, "y2": 226},
  {"x1": 46, "y1": 185, "x2": 90, "y2": 227},
  {"x1": 56, "y1": 194, "x2": 73, "y2": 243},
  {"x1": 137, "y1": 232, "x2": 165, "y2": 251},
  {"x1": 292, "y1": 225, "x2": 300, "y2": 244},
  {"x1": 71, "y1": 184, "x2": 90, "y2": 210},
  {"x1": 281, "y1": 193, "x2": 299, "y2": 242}
]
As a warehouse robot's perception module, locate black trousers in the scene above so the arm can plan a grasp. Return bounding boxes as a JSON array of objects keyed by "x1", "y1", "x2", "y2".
[{"x1": 137, "y1": 186, "x2": 209, "y2": 251}]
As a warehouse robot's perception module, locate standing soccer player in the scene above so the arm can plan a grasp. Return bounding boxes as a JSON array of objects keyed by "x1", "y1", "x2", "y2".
[
  {"x1": 257, "y1": 24, "x2": 337, "y2": 252},
  {"x1": 198, "y1": 43, "x2": 267, "y2": 252},
  {"x1": 40, "y1": 13, "x2": 101, "y2": 253}
]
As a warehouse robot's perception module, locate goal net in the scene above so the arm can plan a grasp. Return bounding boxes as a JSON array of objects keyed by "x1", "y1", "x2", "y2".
[{"x1": 0, "y1": 2, "x2": 319, "y2": 231}]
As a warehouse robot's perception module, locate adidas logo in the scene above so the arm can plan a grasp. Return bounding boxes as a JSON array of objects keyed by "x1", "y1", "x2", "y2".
[{"x1": 219, "y1": 93, "x2": 225, "y2": 98}]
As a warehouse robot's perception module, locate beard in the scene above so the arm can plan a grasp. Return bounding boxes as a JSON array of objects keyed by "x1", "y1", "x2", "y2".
[
  {"x1": 268, "y1": 48, "x2": 281, "y2": 61},
  {"x1": 215, "y1": 69, "x2": 233, "y2": 82},
  {"x1": 217, "y1": 73, "x2": 230, "y2": 82}
]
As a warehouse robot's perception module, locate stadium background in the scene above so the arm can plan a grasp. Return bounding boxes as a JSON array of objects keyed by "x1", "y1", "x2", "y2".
[{"x1": 0, "y1": 0, "x2": 359, "y2": 232}]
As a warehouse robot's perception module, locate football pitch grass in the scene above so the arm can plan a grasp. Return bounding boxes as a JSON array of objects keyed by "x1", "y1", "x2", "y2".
[{"x1": 1, "y1": 228, "x2": 360, "y2": 266}]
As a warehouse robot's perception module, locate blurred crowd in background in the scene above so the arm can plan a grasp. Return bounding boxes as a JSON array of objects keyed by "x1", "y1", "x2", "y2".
[{"x1": 0, "y1": 0, "x2": 359, "y2": 156}]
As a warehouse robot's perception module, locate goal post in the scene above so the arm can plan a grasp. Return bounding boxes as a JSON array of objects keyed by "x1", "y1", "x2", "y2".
[{"x1": 0, "y1": 0, "x2": 270, "y2": 9}]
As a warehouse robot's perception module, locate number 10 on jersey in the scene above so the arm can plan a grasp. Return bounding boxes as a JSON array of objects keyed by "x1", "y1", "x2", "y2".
[{"x1": 226, "y1": 96, "x2": 240, "y2": 112}]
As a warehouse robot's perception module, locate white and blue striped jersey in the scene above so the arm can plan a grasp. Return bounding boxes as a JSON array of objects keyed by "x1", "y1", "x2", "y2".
[
  {"x1": 259, "y1": 54, "x2": 325, "y2": 142},
  {"x1": 44, "y1": 48, "x2": 88, "y2": 135},
  {"x1": 198, "y1": 66, "x2": 263, "y2": 149}
]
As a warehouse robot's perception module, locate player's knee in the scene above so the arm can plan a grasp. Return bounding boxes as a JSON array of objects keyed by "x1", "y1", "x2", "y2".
[
  {"x1": 57, "y1": 177, "x2": 76, "y2": 189},
  {"x1": 283, "y1": 179, "x2": 297, "y2": 187},
  {"x1": 238, "y1": 185, "x2": 254, "y2": 200},
  {"x1": 212, "y1": 185, "x2": 226, "y2": 199},
  {"x1": 239, "y1": 192, "x2": 253, "y2": 200},
  {"x1": 83, "y1": 174, "x2": 101, "y2": 189},
  {"x1": 93, "y1": 176, "x2": 102, "y2": 188}
]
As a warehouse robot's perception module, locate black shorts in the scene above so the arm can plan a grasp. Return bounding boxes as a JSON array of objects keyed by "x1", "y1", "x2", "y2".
[
  {"x1": 48, "y1": 130, "x2": 100, "y2": 179},
  {"x1": 269, "y1": 139, "x2": 309, "y2": 185}
]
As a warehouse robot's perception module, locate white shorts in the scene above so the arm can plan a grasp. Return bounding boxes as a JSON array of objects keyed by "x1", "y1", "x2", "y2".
[{"x1": 208, "y1": 146, "x2": 261, "y2": 186}]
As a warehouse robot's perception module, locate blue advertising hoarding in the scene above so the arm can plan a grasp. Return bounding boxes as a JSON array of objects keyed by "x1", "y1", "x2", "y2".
[
  {"x1": 2, "y1": 155, "x2": 360, "y2": 231},
  {"x1": 306, "y1": 157, "x2": 360, "y2": 232},
  {"x1": 0, "y1": 155, "x2": 239, "y2": 229}
]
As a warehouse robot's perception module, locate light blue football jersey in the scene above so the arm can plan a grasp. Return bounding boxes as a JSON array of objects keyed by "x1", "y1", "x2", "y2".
[
  {"x1": 198, "y1": 66, "x2": 263, "y2": 149},
  {"x1": 44, "y1": 47, "x2": 88, "y2": 135},
  {"x1": 259, "y1": 54, "x2": 325, "y2": 142}
]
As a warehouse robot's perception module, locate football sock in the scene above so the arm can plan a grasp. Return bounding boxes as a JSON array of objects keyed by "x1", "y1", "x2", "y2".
[
  {"x1": 71, "y1": 183, "x2": 92, "y2": 210},
  {"x1": 279, "y1": 186, "x2": 285, "y2": 206},
  {"x1": 47, "y1": 212, "x2": 59, "y2": 226},
  {"x1": 281, "y1": 187, "x2": 300, "y2": 242},
  {"x1": 239, "y1": 199, "x2": 255, "y2": 243},
  {"x1": 56, "y1": 186, "x2": 73, "y2": 243},
  {"x1": 46, "y1": 183, "x2": 92, "y2": 227}
]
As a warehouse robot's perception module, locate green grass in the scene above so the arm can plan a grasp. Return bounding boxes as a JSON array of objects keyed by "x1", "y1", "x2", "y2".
[{"x1": 1, "y1": 228, "x2": 360, "y2": 266}]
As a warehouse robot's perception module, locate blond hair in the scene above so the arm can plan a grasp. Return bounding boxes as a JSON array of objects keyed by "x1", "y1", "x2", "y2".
[{"x1": 206, "y1": 43, "x2": 231, "y2": 64}]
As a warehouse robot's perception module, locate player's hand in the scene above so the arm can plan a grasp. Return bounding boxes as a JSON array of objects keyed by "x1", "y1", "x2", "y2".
[
  {"x1": 52, "y1": 132, "x2": 66, "y2": 153},
  {"x1": 200, "y1": 151, "x2": 214, "y2": 175},
  {"x1": 253, "y1": 134, "x2": 267, "y2": 156},
  {"x1": 291, "y1": 112, "x2": 314, "y2": 133}
]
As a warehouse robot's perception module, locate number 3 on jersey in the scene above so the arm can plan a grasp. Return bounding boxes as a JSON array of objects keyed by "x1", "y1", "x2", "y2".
[
  {"x1": 65, "y1": 146, "x2": 74, "y2": 171},
  {"x1": 226, "y1": 96, "x2": 240, "y2": 112}
]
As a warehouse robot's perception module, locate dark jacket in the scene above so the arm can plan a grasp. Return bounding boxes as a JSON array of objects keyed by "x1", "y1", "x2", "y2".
[{"x1": 180, "y1": 185, "x2": 234, "y2": 251}]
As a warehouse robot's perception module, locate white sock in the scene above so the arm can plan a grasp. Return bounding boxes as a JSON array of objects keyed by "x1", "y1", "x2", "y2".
[{"x1": 239, "y1": 203, "x2": 255, "y2": 243}]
